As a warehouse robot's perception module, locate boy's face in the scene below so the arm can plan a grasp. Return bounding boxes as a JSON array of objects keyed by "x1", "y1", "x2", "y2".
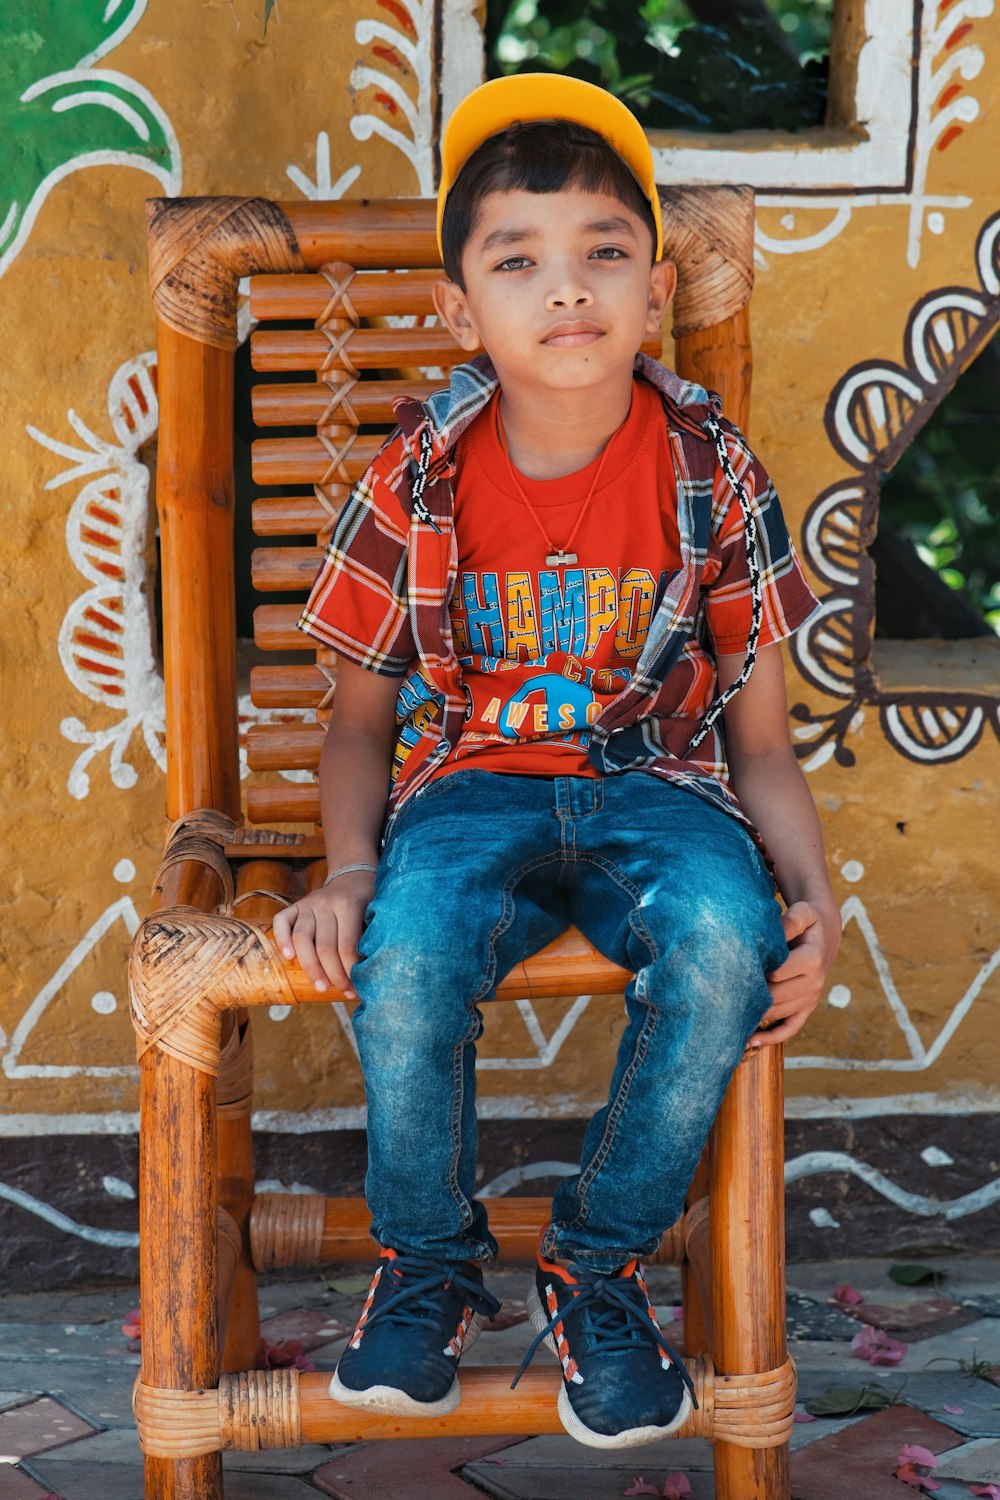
[{"x1": 433, "y1": 185, "x2": 675, "y2": 401}]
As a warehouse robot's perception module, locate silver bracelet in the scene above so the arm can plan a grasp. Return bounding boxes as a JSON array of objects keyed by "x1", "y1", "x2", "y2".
[{"x1": 323, "y1": 862, "x2": 378, "y2": 887}]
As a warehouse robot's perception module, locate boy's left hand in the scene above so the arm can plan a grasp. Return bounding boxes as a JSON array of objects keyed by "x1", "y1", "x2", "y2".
[{"x1": 751, "y1": 900, "x2": 842, "y2": 1048}]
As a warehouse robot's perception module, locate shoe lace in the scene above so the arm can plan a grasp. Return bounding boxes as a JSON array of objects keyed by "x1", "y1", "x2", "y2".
[
  {"x1": 367, "y1": 1254, "x2": 502, "y2": 1333},
  {"x1": 511, "y1": 1266, "x2": 698, "y2": 1408}
]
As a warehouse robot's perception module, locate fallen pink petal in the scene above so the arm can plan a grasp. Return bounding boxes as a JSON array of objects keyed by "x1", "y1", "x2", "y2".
[
  {"x1": 662, "y1": 1475, "x2": 692, "y2": 1499},
  {"x1": 942, "y1": 1403, "x2": 964, "y2": 1414},
  {"x1": 793, "y1": 1409, "x2": 817, "y2": 1422},
  {"x1": 623, "y1": 1481, "x2": 661, "y2": 1497},
  {"x1": 898, "y1": 1444, "x2": 939, "y2": 1469},
  {"x1": 256, "y1": 1338, "x2": 317, "y2": 1373},
  {"x1": 894, "y1": 1462, "x2": 940, "y2": 1491},
  {"x1": 970, "y1": 1487, "x2": 1000, "y2": 1498},
  {"x1": 850, "y1": 1325, "x2": 907, "y2": 1365},
  {"x1": 121, "y1": 1307, "x2": 142, "y2": 1340},
  {"x1": 832, "y1": 1283, "x2": 865, "y2": 1304}
]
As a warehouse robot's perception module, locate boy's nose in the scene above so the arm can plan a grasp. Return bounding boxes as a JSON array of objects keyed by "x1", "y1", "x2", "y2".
[{"x1": 544, "y1": 281, "x2": 594, "y2": 310}]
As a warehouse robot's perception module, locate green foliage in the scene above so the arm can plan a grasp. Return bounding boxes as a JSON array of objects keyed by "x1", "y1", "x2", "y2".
[
  {"x1": 804, "y1": 1383, "x2": 901, "y2": 1417},
  {"x1": 880, "y1": 341, "x2": 1000, "y2": 634},
  {"x1": 487, "y1": 0, "x2": 832, "y2": 132},
  {"x1": 888, "y1": 1264, "x2": 946, "y2": 1287}
]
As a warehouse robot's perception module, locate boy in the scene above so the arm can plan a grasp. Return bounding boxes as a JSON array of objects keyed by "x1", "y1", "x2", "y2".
[{"x1": 274, "y1": 73, "x2": 841, "y2": 1450}]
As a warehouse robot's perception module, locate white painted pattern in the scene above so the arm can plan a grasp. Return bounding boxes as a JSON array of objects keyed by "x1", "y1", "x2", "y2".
[
  {"x1": 746, "y1": 0, "x2": 992, "y2": 266},
  {"x1": 286, "y1": 131, "x2": 362, "y2": 202},
  {"x1": 29, "y1": 354, "x2": 314, "y2": 798},
  {"x1": 4, "y1": 1145, "x2": 999, "y2": 1251},
  {"x1": 2, "y1": 895, "x2": 140, "y2": 1081},
  {"x1": 789, "y1": 893, "x2": 1000, "y2": 1072},
  {"x1": 351, "y1": 0, "x2": 435, "y2": 194},
  {"x1": 0, "y1": 1181, "x2": 139, "y2": 1249},
  {"x1": 6, "y1": 1084, "x2": 1000, "y2": 1138}
]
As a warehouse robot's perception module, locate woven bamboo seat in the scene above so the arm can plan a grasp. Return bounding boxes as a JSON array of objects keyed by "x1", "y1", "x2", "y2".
[{"x1": 132, "y1": 191, "x2": 794, "y2": 1500}]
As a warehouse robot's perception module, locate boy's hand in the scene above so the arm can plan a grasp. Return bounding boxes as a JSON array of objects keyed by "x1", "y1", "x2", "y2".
[
  {"x1": 751, "y1": 900, "x2": 842, "y2": 1048},
  {"x1": 271, "y1": 871, "x2": 376, "y2": 1000}
]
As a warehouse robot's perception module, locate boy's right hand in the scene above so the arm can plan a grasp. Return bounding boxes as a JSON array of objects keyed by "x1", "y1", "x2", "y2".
[{"x1": 271, "y1": 870, "x2": 376, "y2": 999}]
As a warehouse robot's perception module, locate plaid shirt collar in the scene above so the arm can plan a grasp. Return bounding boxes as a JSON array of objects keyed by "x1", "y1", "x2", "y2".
[{"x1": 391, "y1": 351, "x2": 718, "y2": 462}]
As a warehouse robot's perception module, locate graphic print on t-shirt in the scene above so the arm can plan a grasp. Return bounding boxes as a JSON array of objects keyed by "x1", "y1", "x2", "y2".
[
  {"x1": 452, "y1": 566, "x2": 661, "y2": 662},
  {"x1": 430, "y1": 381, "x2": 683, "y2": 781},
  {"x1": 450, "y1": 564, "x2": 667, "y2": 755},
  {"x1": 448, "y1": 560, "x2": 676, "y2": 779}
]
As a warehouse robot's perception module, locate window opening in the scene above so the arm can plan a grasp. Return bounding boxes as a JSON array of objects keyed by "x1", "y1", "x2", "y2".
[
  {"x1": 874, "y1": 337, "x2": 1000, "y2": 641},
  {"x1": 486, "y1": 0, "x2": 834, "y2": 133}
]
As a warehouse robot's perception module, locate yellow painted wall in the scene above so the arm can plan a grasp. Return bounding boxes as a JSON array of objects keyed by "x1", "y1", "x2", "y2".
[{"x1": 1, "y1": 1, "x2": 997, "y2": 1155}]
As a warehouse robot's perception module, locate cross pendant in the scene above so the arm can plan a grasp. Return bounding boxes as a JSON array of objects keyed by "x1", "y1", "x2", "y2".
[{"x1": 545, "y1": 550, "x2": 577, "y2": 567}]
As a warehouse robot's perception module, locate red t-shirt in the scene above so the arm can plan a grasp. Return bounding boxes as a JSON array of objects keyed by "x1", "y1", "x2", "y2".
[{"x1": 438, "y1": 380, "x2": 678, "y2": 779}]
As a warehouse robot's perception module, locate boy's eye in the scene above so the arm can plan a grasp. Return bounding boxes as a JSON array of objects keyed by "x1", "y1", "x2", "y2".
[
  {"x1": 591, "y1": 245, "x2": 627, "y2": 260},
  {"x1": 496, "y1": 255, "x2": 532, "y2": 272}
]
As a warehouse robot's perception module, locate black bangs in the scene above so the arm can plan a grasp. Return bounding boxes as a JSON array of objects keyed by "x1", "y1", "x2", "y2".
[{"x1": 441, "y1": 120, "x2": 657, "y2": 288}]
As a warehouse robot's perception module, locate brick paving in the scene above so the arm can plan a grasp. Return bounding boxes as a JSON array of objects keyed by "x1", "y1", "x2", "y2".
[{"x1": 3, "y1": 1256, "x2": 1000, "y2": 1499}]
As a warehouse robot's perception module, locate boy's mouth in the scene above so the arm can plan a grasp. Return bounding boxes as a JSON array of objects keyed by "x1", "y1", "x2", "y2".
[{"x1": 540, "y1": 321, "x2": 604, "y2": 347}]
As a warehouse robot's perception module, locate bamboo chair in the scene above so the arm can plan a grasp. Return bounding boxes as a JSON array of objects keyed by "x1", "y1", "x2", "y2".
[{"x1": 130, "y1": 190, "x2": 794, "y2": 1500}]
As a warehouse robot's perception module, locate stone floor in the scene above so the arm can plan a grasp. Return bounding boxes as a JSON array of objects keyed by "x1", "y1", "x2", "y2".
[{"x1": 3, "y1": 1255, "x2": 1000, "y2": 1499}]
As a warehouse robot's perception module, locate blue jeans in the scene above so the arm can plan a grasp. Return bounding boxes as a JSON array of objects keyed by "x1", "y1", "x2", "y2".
[{"x1": 351, "y1": 771, "x2": 787, "y2": 1274}]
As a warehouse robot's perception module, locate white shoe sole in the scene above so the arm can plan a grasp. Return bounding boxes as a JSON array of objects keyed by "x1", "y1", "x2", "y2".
[
  {"x1": 526, "y1": 1283, "x2": 694, "y2": 1450},
  {"x1": 328, "y1": 1312, "x2": 484, "y2": 1418}
]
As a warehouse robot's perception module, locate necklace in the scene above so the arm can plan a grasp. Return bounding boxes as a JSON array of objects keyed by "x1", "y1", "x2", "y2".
[{"x1": 495, "y1": 403, "x2": 616, "y2": 568}]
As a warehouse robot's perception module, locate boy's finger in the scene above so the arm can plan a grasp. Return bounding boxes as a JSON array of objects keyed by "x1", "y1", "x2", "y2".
[
  {"x1": 781, "y1": 902, "x2": 817, "y2": 943},
  {"x1": 291, "y1": 914, "x2": 331, "y2": 993},
  {"x1": 337, "y1": 909, "x2": 366, "y2": 989},
  {"x1": 751, "y1": 1007, "x2": 811, "y2": 1047},
  {"x1": 271, "y1": 906, "x2": 298, "y2": 958},
  {"x1": 314, "y1": 935, "x2": 353, "y2": 999}
]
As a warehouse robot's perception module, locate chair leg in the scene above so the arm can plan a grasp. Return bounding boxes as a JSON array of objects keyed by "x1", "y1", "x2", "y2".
[
  {"x1": 709, "y1": 1044, "x2": 791, "y2": 1500},
  {"x1": 218, "y1": 1013, "x2": 261, "y2": 1372},
  {"x1": 140, "y1": 1047, "x2": 224, "y2": 1500},
  {"x1": 681, "y1": 1151, "x2": 711, "y2": 1355}
]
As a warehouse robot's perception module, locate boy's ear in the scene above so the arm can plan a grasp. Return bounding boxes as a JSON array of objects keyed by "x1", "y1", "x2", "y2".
[
  {"x1": 432, "y1": 278, "x2": 483, "y2": 353},
  {"x1": 646, "y1": 259, "x2": 677, "y2": 335}
]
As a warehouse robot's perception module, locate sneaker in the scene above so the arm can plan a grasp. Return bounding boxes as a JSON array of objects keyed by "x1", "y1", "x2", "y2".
[
  {"x1": 329, "y1": 1248, "x2": 502, "y2": 1416},
  {"x1": 513, "y1": 1244, "x2": 697, "y2": 1448}
]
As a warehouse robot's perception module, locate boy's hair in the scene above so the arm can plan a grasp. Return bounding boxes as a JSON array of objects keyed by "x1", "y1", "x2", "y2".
[{"x1": 440, "y1": 120, "x2": 659, "y2": 290}]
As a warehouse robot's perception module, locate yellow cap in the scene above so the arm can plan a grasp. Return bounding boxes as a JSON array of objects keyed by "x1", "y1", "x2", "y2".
[{"x1": 437, "y1": 74, "x2": 663, "y2": 262}]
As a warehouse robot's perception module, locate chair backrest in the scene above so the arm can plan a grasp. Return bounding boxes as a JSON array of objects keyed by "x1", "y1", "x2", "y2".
[{"x1": 146, "y1": 192, "x2": 755, "y2": 829}]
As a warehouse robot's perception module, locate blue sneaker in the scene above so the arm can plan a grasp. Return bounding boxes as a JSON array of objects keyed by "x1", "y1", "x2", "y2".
[
  {"x1": 329, "y1": 1248, "x2": 502, "y2": 1416},
  {"x1": 513, "y1": 1245, "x2": 697, "y2": 1448}
]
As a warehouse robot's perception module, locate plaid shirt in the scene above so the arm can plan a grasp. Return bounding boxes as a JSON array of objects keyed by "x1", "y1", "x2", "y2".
[{"x1": 299, "y1": 353, "x2": 818, "y2": 838}]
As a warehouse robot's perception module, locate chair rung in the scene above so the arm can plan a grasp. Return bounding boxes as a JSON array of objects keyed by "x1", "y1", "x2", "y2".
[
  {"x1": 251, "y1": 325, "x2": 464, "y2": 373},
  {"x1": 252, "y1": 380, "x2": 438, "y2": 429},
  {"x1": 133, "y1": 1357, "x2": 796, "y2": 1452},
  {"x1": 249, "y1": 268, "x2": 442, "y2": 320},
  {"x1": 252, "y1": 545, "x2": 323, "y2": 592},
  {"x1": 253, "y1": 603, "x2": 312, "y2": 651},
  {"x1": 253, "y1": 495, "x2": 342, "y2": 536},
  {"x1": 250, "y1": 663, "x2": 331, "y2": 709},
  {"x1": 250, "y1": 1192, "x2": 688, "y2": 1272},
  {"x1": 246, "y1": 784, "x2": 318, "y2": 824},
  {"x1": 252, "y1": 437, "x2": 374, "y2": 488},
  {"x1": 246, "y1": 723, "x2": 324, "y2": 772},
  {"x1": 224, "y1": 835, "x2": 327, "y2": 859}
]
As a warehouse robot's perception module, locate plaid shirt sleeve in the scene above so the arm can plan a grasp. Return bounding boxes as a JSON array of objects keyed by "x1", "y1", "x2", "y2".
[
  {"x1": 703, "y1": 428, "x2": 819, "y2": 655},
  {"x1": 297, "y1": 435, "x2": 416, "y2": 675}
]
